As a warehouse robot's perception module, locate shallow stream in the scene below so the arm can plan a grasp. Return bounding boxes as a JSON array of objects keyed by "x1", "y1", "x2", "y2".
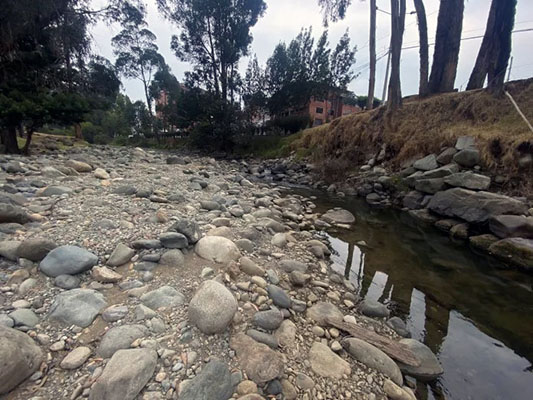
[{"x1": 293, "y1": 188, "x2": 533, "y2": 400}]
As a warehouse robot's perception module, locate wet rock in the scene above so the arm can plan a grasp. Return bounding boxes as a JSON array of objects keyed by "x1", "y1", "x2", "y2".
[
  {"x1": 60, "y1": 347, "x2": 91, "y2": 369},
  {"x1": 342, "y1": 338, "x2": 403, "y2": 385},
  {"x1": 195, "y1": 236, "x2": 240, "y2": 263},
  {"x1": 397, "y1": 338, "x2": 443, "y2": 381},
  {"x1": 97, "y1": 324, "x2": 149, "y2": 358},
  {"x1": 107, "y1": 243, "x2": 135, "y2": 266},
  {"x1": 178, "y1": 359, "x2": 234, "y2": 400},
  {"x1": 387, "y1": 317, "x2": 410, "y2": 337},
  {"x1": 489, "y1": 238, "x2": 533, "y2": 270},
  {"x1": 307, "y1": 302, "x2": 343, "y2": 326},
  {"x1": 309, "y1": 342, "x2": 351, "y2": 379},
  {"x1": 230, "y1": 333, "x2": 284, "y2": 384},
  {"x1": 89, "y1": 348, "x2": 157, "y2": 400},
  {"x1": 39, "y1": 245, "x2": 98, "y2": 277},
  {"x1": 428, "y1": 188, "x2": 528, "y2": 224},
  {"x1": 16, "y1": 238, "x2": 57, "y2": 262},
  {"x1": 189, "y1": 280, "x2": 237, "y2": 334},
  {"x1": 469, "y1": 234, "x2": 499, "y2": 251},
  {"x1": 140, "y1": 286, "x2": 185, "y2": 309},
  {"x1": 48, "y1": 289, "x2": 106, "y2": 327},
  {"x1": 0, "y1": 326, "x2": 43, "y2": 395},
  {"x1": 322, "y1": 208, "x2": 355, "y2": 225},
  {"x1": 489, "y1": 215, "x2": 533, "y2": 239},
  {"x1": 361, "y1": 299, "x2": 390, "y2": 318}
]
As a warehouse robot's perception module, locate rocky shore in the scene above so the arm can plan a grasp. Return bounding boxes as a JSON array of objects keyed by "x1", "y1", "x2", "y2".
[
  {"x1": 244, "y1": 136, "x2": 533, "y2": 271},
  {"x1": 0, "y1": 144, "x2": 443, "y2": 400}
]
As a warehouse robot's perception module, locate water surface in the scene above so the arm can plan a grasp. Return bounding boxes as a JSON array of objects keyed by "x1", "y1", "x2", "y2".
[{"x1": 292, "y1": 188, "x2": 533, "y2": 400}]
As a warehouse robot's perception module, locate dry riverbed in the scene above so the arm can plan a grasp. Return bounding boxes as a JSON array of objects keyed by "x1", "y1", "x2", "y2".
[{"x1": 0, "y1": 145, "x2": 442, "y2": 400}]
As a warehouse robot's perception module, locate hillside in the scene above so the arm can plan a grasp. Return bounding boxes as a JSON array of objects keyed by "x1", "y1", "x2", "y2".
[{"x1": 291, "y1": 79, "x2": 533, "y2": 193}]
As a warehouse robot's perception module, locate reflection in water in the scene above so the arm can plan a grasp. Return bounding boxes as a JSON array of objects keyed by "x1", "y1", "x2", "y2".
[{"x1": 300, "y1": 190, "x2": 533, "y2": 400}]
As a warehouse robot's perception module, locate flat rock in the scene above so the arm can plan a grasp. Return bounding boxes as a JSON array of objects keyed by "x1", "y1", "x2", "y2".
[
  {"x1": 307, "y1": 302, "x2": 343, "y2": 326},
  {"x1": 16, "y1": 238, "x2": 57, "y2": 261},
  {"x1": 39, "y1": 245, "x2": 98, "y2": 277},
  {"x1": 0, "y1": 326, "x2": 43, "y2": 394},
  {"x1": 342, "y1": 338, "x2": 403, "y2": 385},
  {"x1": 195, "y1": 236, "x2": 240, "y2": 263},
  {"x1": 178, "y1": 359, "x2": 234, "y2": 400},
  {"x1": 230, "y1": 333, "x2": 284, "y2": 384},
  {"x1": 308, "y1": 342, "x2": 351, "y2": 379},
  {"x1": 160, "y1": 232, "x2": 188, "y2": 249},
  {"x1": 89, "y1": 348, "x2": 157, "y2": 400},
  {"x1": 97, "y1": 324, "x2": 149, "y2": 358},
  {"x1": 444, "y1": 172, "x2": 491, "y2": 190},
  {"x1": 322, "y1": 208, "x2": 355, "y2": 224},
  {"x1": 60, "y1": 346, "x2": 91, "y2": 369},
  {"x1": 140, "y1": 286, "x2": 185, "y2": 309},
  {"x1": 427, "y1": 188, "x2": 528, "y2": 224},
  {"x1": 489, "y1": 237, "x2": 533, "y2": 270},
  {"x1": 489, "y1": 215, "x2": 533, "y2": 239},
  {"x1": 92, "y1": 266, "x2": 122, "y2": 283},
  {"x1": 413, "y1": 154, "x2": 438, "y2": 171},
  {"x1": 48, "y1": 289, "x2": 106, "y2": 327},
  {"x1": 397, "y1": 338, "x2": 443, "y2": 381},
  {"x1": 189, "y1": 280, "x2": 237, "y2": 334}
]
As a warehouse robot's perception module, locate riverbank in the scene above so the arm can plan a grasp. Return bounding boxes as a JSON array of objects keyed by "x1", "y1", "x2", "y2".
[{"x1": 0, "y1": 144, "x2": 445, "y2": 400}]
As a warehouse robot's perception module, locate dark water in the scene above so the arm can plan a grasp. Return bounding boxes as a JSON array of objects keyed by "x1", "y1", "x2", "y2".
[{"x1": 292, "y1": 188, "x2": 533, "y2": 400}]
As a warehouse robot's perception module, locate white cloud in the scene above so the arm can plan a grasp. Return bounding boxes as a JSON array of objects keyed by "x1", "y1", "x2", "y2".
[{"x1": 90, "y1": 0, "x2": 533, "y2": 101}]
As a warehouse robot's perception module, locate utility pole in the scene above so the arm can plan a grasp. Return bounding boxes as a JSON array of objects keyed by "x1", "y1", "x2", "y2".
[
  {"x1": 367, "y1": 0, "x2": 377, "y2": 110},
  {"x1": 382, "y1": 49, "x2": 391, "y2": 103}
]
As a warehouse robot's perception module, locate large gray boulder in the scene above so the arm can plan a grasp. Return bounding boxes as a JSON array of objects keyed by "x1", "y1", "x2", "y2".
[
  {"x1": 489, "y1": 215, "x2": 533, "y2": 239},
  {"x1": 342, "y1": 338, "x2": 403, "y2": 385},
  {"x1": 89, "y1": 348, "x2": 157, "y2": 400},
  {"x1": 17, "y1": 238, "x2": 57, "y2": 261},
  {"x1": 443, "y1": 172, "x2": 491, "y2": 191},
  {"x1": 195, "y1": 236, "x2": 240, "y2": 264},
  {"x1": 322, "y1": 208, "x2": 355, "y2": 225},
  {"x1": 39, "y1": 245, "x2": 98, "y2": 277},
  {"x1": 179, "y1": 359, "x2": 234, "y2": 400},
  {"x1": 189, "y1": 280, "x2": 237, "y2": 334},
  {"x1": 489, "y1": 238, "x2": 533, "y2": 270},
  {"x1": 0, "y1": 326, "x2": 43, "y2": 394},
  {"x1": 397, "y1": 339, "x2": 443, "y2": 381},
  {"x1": 97, "y1": 324, "x2": 149, "y2": 358},
  {"x1": 49, "y1": 289, "x2": 106, "y2": 327},
  {"x1": 427, "y1": 188, "x2": 528, "y2": 224}
]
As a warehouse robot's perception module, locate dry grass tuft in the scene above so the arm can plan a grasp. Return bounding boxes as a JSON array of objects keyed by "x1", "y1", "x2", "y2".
[{"x1": 292, "y1": 78, "x2": 533, "y2": 195}]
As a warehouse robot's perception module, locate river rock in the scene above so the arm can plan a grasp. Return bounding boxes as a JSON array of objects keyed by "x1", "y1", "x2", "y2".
[
  {"x1": 387, "y1": 317, "x2": 410, "y2": 337},
  {"x1": 0, "y1": 326, "x2": 43, "y2": 394},
  {"x1": 253, "y1": 309, "x2": 284, "y2": 330},
  {"x1": 274, "y1": 319, "x2": 296, "y2": 347},
  {"x1": 397, "y1": 338, "x2": 443, "y2": 381},
  {"x1": 383, "y1": 379, "x2": 417, "y2": 400},
  {"x1": 453, "y1": 148, "x2": 480, "y2": 167},
  {"x1": 159, "y1": 249, "x2": 185, "y2": 267},
  {"x1": 279, "y1": 259, "x2": 308, "y2": 273},
  {"x1": 427, "y1": 188, "x2": 528, "y2": 223},
  {"x1": 239, "y1": 256, "x2": 264, "y2": 276},
  {"x1": 60, "y1": 346, "x2": 91, "y2": 369},
  {"x1": 102, "y1": 305, "x2": 128, "y2": 322},
  {"x1": 48, "y1": 289, "x2": 106, "y2": 327},
  {"x1": 39, "y1": 245, "x2": 98, "y2": 277},
  {"x1": 66, "y1": 159, "x2": 92, "y2": 172},
  {"x1": 92, "y1": 266, "x2": 122, "y2": 283},
  {"x1": 89, "y1": 348, "x2": 157, "y2": 400},
  {"x1": 361, "y1": 299, "x2": 390, "y2": 318},
  {"x1": 195, "y1": 236, "x2": 240, "y2": 263},
  {"x1": 170, "y1": 218, "x2": 201, "y2": 244},
  {"x1": 0, "y1": 204, "x2": 29, "y2": 224},
  {"x1": 246, "y1": 329, "x2": 279, "y2": 349},
  {"x1": 489, "y1": 215, "x2": 533, "y2": 239},
  {"x1": 16, "y1": 238, "x2": 57, "y2": 261},
  {"x1": 444, "y1": 172, "x2": 491, "y2": 190},
  {"x1": 307, "y1": 302, "x2": 343, "y2": 326},
  {"x1": 230, "y1": 333, "x2": 284, "y2": 384},
  {"x1": 189, "y1": 280, "x2": 237, "y2": 334},
  {"x1": 54, "y1": 274, "x2": 80, "y2": 289},
  {"x1": 414, "y1": 178, "x2": 446, "y2": 194},
  {"x1": 413, "y1": 154, "x2": 438, "y2": 171},
  {"x1": 140, "y1": 286, "x2": 185, "y2": 309},
  {"x1": 322, "y1": 208, "x2": 355, "y2": 225},
  {"x1": 0, "y1": 240, "x2": 21, "y2": 261},
  {"x1": 39, "y1": 185, "x2": 73, "y2": 196},
  {"x1": 107, "y1": 243, "x2": 135, "y2": 266},
  {"x1": 97, "y1": 324, "x2": 149, "y2": 358},
  {"x1": 266, "y1": 285, "x2": 291, "y2": 308},
  {"x1": 342, "y1": 338, "x2": 403, "y2": 385},
  {"x1": 489, "y1": 238, "x2": 533, "y2": 270},
  {"x1": 94, "y1": 168, "x2": 110, "y2": 179},
  {"x1": 9, "y1": 308, "x2": 38, "y2": 327},
  {"x1": 309, "y1": 342, "x2": 351, "y2": 379},
  {"x1": 160, "y1": 232, "x2": 188, "y2": 248},
  {"x1": 178, "y1": 359, "x2": 234, "y2": 400}
]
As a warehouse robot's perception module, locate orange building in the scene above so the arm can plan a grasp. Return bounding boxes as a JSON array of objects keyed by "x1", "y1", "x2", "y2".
[{"x1": 307, "y1": 95, "x2": 361, "y2": 126}]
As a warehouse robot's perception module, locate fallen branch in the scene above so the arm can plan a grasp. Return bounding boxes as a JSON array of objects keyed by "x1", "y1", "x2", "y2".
[
  {"x1": 325, "y1": 316, "x2": 420, "y2": 367},
  {"x1": 505, "y1": 90, "x2": 533, "y2": 134}
]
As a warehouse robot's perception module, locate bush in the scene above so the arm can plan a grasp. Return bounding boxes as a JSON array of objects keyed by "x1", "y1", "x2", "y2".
[{"x1": 266, "y1": 115, "x2": 310, "y2": 134}]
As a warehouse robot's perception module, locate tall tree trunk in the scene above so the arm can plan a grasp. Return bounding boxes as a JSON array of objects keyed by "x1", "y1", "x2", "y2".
[
  {"x1": 1, "y1": 126, "x2": 20, "y2": 154},
  {"x1": 487, "y1": 0, "x2": 517, "y2": 96},
  {"x1": 22, "y1": 128, "x2": 34, "y2": 155},
  {"x1": 428, "y1": 0, "x2": 464, "y2": 94},
  {"x1": 387, "y1": 0, "x2": 406, "y2": 111},
  {"x1": 367, "y1": 0, "x2": 377, "y2": 109},
  {"x1": 74, "y1": 123, "x2": 83, "y2": 139},
  {"x1": 413, "y1": 0, "x2": 429, "y2": 97}
]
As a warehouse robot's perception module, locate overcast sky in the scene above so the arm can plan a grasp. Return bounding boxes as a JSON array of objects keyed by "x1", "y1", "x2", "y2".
[{"x1": 91, "y1": 0, "x2": 533, "y2": 102}]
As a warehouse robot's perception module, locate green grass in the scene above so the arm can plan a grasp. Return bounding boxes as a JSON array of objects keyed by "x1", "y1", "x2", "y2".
[{"x1": 233, "y1": 132, "x2": 303, "y2": 159}]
